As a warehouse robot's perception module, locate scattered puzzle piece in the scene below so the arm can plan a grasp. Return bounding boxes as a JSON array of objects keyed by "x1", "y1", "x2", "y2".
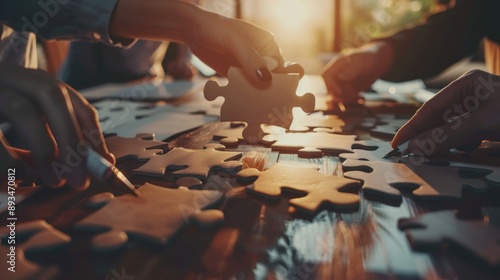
[
  {"x1": 204, "y1": 64, "x2": 315, "y2": 142},
  {"x1": 133, "y1": 145, "x2": 242, "y2": 179},
  {"x1": 213, "y1": 122, "x2": 246, "y2": 146},
  {"x1": 290, "y1": 112, "x2": 356, "y2": 134},
  {"x1": 262, "y1": 132, "x2": 379, "y2": 156},
  {"x1": 370, "y1": 114, "x2": 410, "y2": 139},
  {"x1": 416, "y1": 159, "x2": 500, "y2": 187},
  {"x1": 105, "y1": 133, "x2": 169, "y2": 162},
  {"x1": 93, "y1": 100, "x2": 165, "y2": 132},
  {"x1": 343, "y1": 159, "x2": 488, "y2": 202},
  {"x1": 0, "y1": 220, "x2": 70, "y2": 280},
  {"x1": 399, "y1": 209, "x2": 500, "y2": 267},
  {"x1": 237, "y1": 163, "x2": 361, "y2": 214},
  {"x1": 76, "y1": 183, "x2": 225, "y2": 251},
  {"x1": 339, "y1": 140, "x2": 394, "y2": 161},
  {"x1": 176, "y1": 177, "x2": 203, "y2": 189}
]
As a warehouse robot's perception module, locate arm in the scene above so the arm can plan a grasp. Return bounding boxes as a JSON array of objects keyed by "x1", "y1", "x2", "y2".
[
  {"x1": 109, "y1": 0, "x2": 282, "y2": 82},
  {"x1": 379, "y1": 0, "x2": 485, "y2": 81}
]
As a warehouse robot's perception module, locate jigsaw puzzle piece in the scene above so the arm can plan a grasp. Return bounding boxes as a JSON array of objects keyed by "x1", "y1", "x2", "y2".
[
  {"x1": 0, "y1": 220, "x2": 70, "y2": 280},
  {"x1": 370, "y1": 114, "x2": 410, "y2": 139},
  {"x1": 204, "y1": 63, "x2": 315, "y2": 142},
  {"x1": 290, "y1": 112, "x2": 356, "y2": 134},
  {"x1": 237, "y1": 164, "x2": 361, "y2": 214},
  {"x1": 262, "y1": 132, "x2": 361, "y2": 155},
  {"x1": 76, "y1": 183, "x2": 224, "y2": 251},
  {"x1": 399, "y1": 209, "x2": 500, "y2": 267},
  {"x1": 93, "y1": 100, "x2": 165, "y2": 132},
  {"x1": 105, "y1": 133, "x2": 169, "y2": 162},
  {"x1": 343, "y1": 159, "x2": 487, "y2": 202},
  {"x1": 339, "y1": 140, "x2": 394, "y2": 161},
  {"x1": 133, "y1": 145, "x2": 242, "y2": 179}
]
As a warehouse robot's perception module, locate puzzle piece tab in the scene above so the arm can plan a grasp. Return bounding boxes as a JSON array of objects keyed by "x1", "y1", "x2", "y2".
[
  {"x1": 133, "y1": 145, "x2": 242, "y2": 179},
  {"x1": 291, "y1": 112, "x2": 356, "y2": 134},
  {"x1": 204, "y1": 65, "x2": 315, "y2": 142},
  {"x1": 399, "y1": 209, "x2": 500, "y2": 267},
  {"x1": 105, "y1": 133, "x2": 169, "y2": 162},
  {"x1": 0, "y1": 220, "x2": 70, "y2": 280},
  {"x1": 237, "y1": 163, "x2": 361, "y2": 214},
  {"x1": 76, "y1": 183, "x2": 224, "y2": 250},
  {"x1": 370, "y1": 114, "x2": 410, "y2": 139},
  {"x1": 262, "y1": 132, "x2": 379, "y2": 156},
  {"x1": 339, "y1": 140, "x2": 394, "y2": 161},
  {"x1": 343, "y1": 159, "x2": 488, "y2": 202}
]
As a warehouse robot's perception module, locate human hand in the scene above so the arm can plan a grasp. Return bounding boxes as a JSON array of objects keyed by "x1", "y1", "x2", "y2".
[
  {"x1": 0, "y1": 64, "x2": 114, "y2": 189},
  {"x1": 321, "y1": 42, "x2": 393, "y2": 103},
  {"x1": 186, "y1": 12, "x2": 283, "y2": 83},
  {"x1": 110, "y1": 1, "x2": 283, "y2": 83},
  {"x1": 168, "y1": 44, "x2": 195, "y2": 80},
  {"x1": 392, "y1": 70, "x2": 500, "y2": 156}
]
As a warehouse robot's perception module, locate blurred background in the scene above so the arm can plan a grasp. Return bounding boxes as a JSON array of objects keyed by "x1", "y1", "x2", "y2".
[{"x1": 205, "y1": 0, "x2": 437, "y2": 74}]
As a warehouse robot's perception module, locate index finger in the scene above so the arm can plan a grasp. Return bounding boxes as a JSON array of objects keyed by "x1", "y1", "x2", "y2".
[{"x1": 391, "y1": 70, "x2": 481, "y2": 148}]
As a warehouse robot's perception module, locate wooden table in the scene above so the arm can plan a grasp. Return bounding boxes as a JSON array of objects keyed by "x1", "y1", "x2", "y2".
[{"x1": 1, "y1": 87, "x2": 500, "y2": 280}]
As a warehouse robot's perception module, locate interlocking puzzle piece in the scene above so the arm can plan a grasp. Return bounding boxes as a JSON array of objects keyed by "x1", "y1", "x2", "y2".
[
  {"x1": 204, "y1": 66, "x2": 315, "y2": 142},
  {"x1": 213, "y1": 121, "x2": 246, "y2": 146},
  {"x1": 343, "y1": 159, "x2": 487, "y2": 202},
  {"x1": 93, "y1": 100, "x2": 165, "y2": 132},
  {"x1": 105, "y1": 133, "x2": 169, "y2": 162},
  {"x1": 418, "y1": 159, "x2": 500, "y2": 187},
  {"x1": 399, "y1": 209, "x2": 500, "y2": 267},
  {"x1": 290, "y1": 112, "x2": 356, "y2": 134},
  {"x1": 108, "y1": 109, "x2": 218, "y2": 141},
  {"x1": 76, "y1": 183, "x2": 224, "y2": 251},
  {"x1": 0, "y1": 220, "x2": 70, "y2": 280},
  {"x1": 133, "y1": 145, "x2": 242, "y2": 179},
  {"x1": 339, "y1": 140, "x2": 394, "y2": 161},
  {"x1": 237, "y1": 163, "x2": 361, "y2": 214},
  {"x1": 262, "y1": 132, "x2": 379, "y2": 156},
  {"x1": 370, "y1": 114, "x2": 410, "y2": 139}
]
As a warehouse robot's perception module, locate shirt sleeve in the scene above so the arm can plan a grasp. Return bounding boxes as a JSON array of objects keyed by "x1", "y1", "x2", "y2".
[
  {"x1": 372, "y1": 0, "x2": 485, "y2": 82},
  {"x1": 0, "y1": 0, "x2": 136, "y2": 47}
]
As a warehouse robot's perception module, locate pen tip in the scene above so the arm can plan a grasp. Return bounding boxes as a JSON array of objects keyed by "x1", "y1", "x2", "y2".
[{"x1": 383, "y1": 149, "x2": 401, "y2": 159}]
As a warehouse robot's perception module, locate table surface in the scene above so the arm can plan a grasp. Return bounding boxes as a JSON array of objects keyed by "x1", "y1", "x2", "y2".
[{"x1": 1, "y1": 78, "x2": 500, "y2": 280}]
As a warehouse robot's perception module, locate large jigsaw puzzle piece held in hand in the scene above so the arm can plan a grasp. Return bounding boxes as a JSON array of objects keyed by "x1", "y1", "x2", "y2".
[{"x1": 204, "y1": 65, "x2": 315, "y2": 142}]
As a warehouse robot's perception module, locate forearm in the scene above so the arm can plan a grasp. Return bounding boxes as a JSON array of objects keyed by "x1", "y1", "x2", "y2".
[
  {"x1": 109, "y1": 0, "x2": 209, "y2": 44},
  {"x1": 377, "y1": 0, "x2": 483, "y2": 82}
]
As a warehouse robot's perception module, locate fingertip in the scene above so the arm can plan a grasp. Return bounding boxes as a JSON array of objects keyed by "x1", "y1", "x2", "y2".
[{"x1": 255, "y1": 67, "x2": 272, "y2": 83}]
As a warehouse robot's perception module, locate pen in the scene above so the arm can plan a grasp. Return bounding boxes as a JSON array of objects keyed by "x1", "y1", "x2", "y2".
[
  {"x1": 382, "y1": 140, "x2": 410, "y2": 159},
  {"x1": 86, "y1": 148, "x2": 141, "y2": 196}
]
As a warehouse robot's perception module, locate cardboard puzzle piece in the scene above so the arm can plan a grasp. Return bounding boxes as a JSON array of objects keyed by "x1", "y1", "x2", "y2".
[
  {"x1": 399, "y1": 209, "x2": 500, "y2": 267},
  {"x1": 416, "y1": 159, "x2": 500, "y2": 187},
  {"x1": 262, "y1": 132, "x2": 379, "y2": 156},
  {"x1": 213, "y1": 121, "x2": 247, "y2": 146},
  {"x1": 76, "y1": 183, "x2": 224, "y2": 251},
  {"x1": 93, "y1": 100, "x2": 165, "y2": 132},
  {"x1": 339, "y1": 140, "x2": 394, "y2": 161},
  {"x1": 237, "y1": 163, "x2": 361, "y2": 214},
  {"x1": 343, "y1": 159, "x2": 487, "y2": 202},
  {"x1": 370, "y1": 114, "x2": 410, "y2": 139},
  {"x1": 204, "y1": 65, "x2": 315, "y2": 142},
  {"x1": 105, "y1": 133, "x2": 169, "y2": 162},
  {"x1": 0, "y1": 220, "x2": 70, "y2": 280},
  {"x1": 290, "y1": 112, "x2": 356, "y2": 134},
  {"x1": 133, "y1": 144, "x2": 242, "y2": 179}
]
